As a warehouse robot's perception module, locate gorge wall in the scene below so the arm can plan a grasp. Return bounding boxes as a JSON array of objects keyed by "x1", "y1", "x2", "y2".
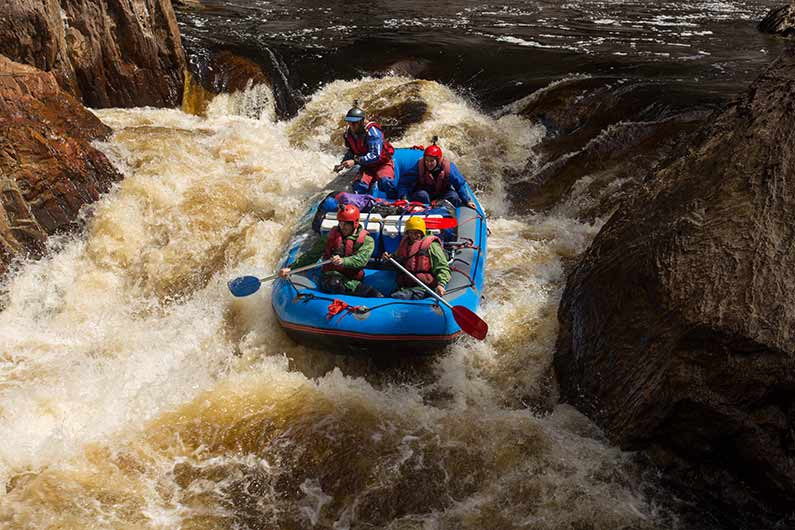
[
  {"x1": 0, "y1": 0, "x2": 186, "y2": 108},
  {"x1": 555, "y1": 47, "x2": 795, "y2": 525},
  {"x1": 0, "y1": 0, "x2": 186, "y2": 275}
]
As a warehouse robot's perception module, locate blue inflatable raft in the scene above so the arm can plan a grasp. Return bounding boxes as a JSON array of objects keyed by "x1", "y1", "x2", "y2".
[{"x1": 271, "y1": 148, "x2": 488, "y2": 354}]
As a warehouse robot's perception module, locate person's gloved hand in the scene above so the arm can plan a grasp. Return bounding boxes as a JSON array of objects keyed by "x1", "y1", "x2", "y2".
[{"x1": 334, "y1": 159, "x2": 356, "y2": 172}]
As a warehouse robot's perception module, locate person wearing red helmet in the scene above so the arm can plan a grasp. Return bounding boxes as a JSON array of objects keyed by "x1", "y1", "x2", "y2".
[
  {"x1": 332, "y1": 102, "x2": 397, "y2": 196},
  {"x1": 279, "y1": 204, "x2": 383, "y2": 297},
  {"x1": 410, "y1": 139, "x2": 477, "y2": 210}
]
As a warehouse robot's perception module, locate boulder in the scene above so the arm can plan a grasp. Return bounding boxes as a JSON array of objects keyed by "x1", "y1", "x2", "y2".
[
  {"x1": 380, "y1": 58, "x2": 433, "y2": 79},
  {"x1": 203, "y1": 50, "x2": 270, "y2": 94},
  {"x1": 287, "y1": 78, "x2": 431, "y2": 152},
  {"x1": 555, "y1": 47, "x2": 795, "y2": 521},
  {"x1": 758, "y1": 4, "x2": 795, "y2": 37},
  {"x1": 0, "y1": 0, "x2": 186, "y2": 108},
  {"x1": 0, "y1": 55, "x2": 121, "y2": 275}
]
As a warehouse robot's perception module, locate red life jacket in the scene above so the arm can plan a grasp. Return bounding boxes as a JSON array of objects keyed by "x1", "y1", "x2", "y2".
[
  {"x1": 322, "y1": 226, "x2": 370, "y2": 280},
  {"x1": 396, "y1": 235, "x2": 442, "y2": 288},
  {"x1": 416, "y1": 157, "x2": 452, "y2": 196},
  {"x1": 344, "y1": 121, "x2": 394, "y2": 165}
]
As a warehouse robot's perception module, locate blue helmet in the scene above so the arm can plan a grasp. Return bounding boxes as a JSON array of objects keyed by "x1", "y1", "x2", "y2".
[
  {"x1": 322, "y1": 196, "x2": 339, "y2": 212},
  {"x1": 344, "y1": 105, "x2": 365, "y2": 122}
]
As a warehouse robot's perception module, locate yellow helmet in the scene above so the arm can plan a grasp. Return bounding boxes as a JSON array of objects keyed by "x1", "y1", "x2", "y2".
[{"x1": 404, "y1": 216, "x2": 426, "y2": 234}]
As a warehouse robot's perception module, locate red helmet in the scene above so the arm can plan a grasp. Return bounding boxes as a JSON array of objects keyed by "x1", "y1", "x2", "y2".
[
  {"x1": 337, "y1": 204, "x2": 360, "y2": 227},
  {"x1": 424, "y1": 144, "x2": 442, "y2": 159}
]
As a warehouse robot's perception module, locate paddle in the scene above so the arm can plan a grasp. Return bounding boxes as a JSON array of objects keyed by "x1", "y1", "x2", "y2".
[
  {"x1": 421, "y1": 217, "x2": 457, "y2": 230},
  {"x1": 387, "y1": 257, "x2": 488, "y2": 340},
  {"x1": 228, "y1": 259, "x2": 332, "y2": 297}
]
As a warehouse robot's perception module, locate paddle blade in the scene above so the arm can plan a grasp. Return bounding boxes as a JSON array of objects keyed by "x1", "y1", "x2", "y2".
[
  {"x1": 452, "y1": 305, "x2": 488, "y2": 340},
  {"x1": 424, "y1": 217, "x2": 457, "y2": 229},
  {"x1": 228, "y1": 276, "x2": 262, "y2": 297}
]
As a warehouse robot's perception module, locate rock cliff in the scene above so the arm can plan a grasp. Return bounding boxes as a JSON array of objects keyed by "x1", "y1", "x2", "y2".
[
  {"x1": 555, "y1": 48, "x2": 795, "y2": 522},
  {"x1": 0, "y1": 0, "x2": 186, "y2": 108},
  {"x1": 0, "y1": 55, "x2": 121, "y2": 275}
]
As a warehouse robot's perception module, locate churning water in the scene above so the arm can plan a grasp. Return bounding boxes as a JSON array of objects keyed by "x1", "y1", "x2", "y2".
[
  {"x1": 0, "y1": 76, "x2": 664, "y2": 529},
  {"x1": 0, "y1": 0, "x2": 786, "y2": 527}
]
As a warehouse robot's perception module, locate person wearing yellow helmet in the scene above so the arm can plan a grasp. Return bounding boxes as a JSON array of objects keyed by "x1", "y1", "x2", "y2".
[{"x1": 381, "y1": 216, "x2": 451, "y2": 300}]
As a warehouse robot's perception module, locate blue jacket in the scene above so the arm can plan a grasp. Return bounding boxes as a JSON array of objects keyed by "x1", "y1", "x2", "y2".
[{"x1": 343, "y1": 125, "x2": 388, "y2": 167}]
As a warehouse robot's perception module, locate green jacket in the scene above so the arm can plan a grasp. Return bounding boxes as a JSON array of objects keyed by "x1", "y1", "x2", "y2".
[
  {"x1": 290, "y1": 227, "x2": 375, "y2": 287},
  {"x1": 395, "y1": 239, "x2": 451, "y2": 287}
]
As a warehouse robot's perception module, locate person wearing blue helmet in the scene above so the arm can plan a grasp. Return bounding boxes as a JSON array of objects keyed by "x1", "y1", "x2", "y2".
[
  {"x1": 322, "y1": 196, "x2": 339, "y2": 212},
  {"x1": 333, "y1": 102, "x2": 396, "y2": 195},
  {"x1": 311, "y1": 192, "x2": 383, "y2": 232}
]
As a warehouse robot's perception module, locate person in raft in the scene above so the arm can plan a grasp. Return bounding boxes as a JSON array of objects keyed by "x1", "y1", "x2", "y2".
[
  {"x1": 409, "y1": 138, "x2": 477, "y2": 210},
  {"x1": 381, "y1": 216, "x2": 451, "y2": 300},
  {"x1": 279, "y1": 204, "x2": 384, "y2": 298},
  {"x1": 310, "y1": 192, "x2": 383, "y2": 233},
  {"x1": 332, "y1": 101, "x2": 396, "y2": 196}
]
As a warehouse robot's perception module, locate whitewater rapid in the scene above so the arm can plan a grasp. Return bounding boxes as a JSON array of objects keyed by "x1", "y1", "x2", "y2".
[{"x1": 0, "y1": 77, "x2": 671, "y2": 529}]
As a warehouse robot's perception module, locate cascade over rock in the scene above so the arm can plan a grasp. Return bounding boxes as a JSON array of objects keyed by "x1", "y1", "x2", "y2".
[
  {"x1": 0, "y1": 55, "x2": 121, "y2": 275},
  {"x1": 182, "y1": 50, "x2": 272, "y2": 116},
  {"x1": 758, "y1": 4, "x2": 795, "y2": 37},
  {"x1": 555, "y1": 47, "x2": 795, "y2": 520},
  {"x1": 0, "y1": 0, "x2": 186, "y2": 108}
]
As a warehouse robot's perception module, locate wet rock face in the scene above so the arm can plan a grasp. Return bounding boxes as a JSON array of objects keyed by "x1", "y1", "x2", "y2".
[
  {"x1": 0, "y1": 0, "x2": 79, "y2": 95},
  {"x1": 758, "y1": 4, "x2": 795, "y2": 37},
  {"x1": 0, "y1": 55, "x2": 121, "y2": 275},
  {"x1": 0, "y1": 0, "x2": 186, "y2": 108},
  {"x1": 507, "y1": 77, "x2": 717, "y2": 216},
  {"x1": 555, "y1": 48, "x2": 795, "y2": 520},
  {"x1": 512, "y1": 111, "x2": 708, "y2": 220}
]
